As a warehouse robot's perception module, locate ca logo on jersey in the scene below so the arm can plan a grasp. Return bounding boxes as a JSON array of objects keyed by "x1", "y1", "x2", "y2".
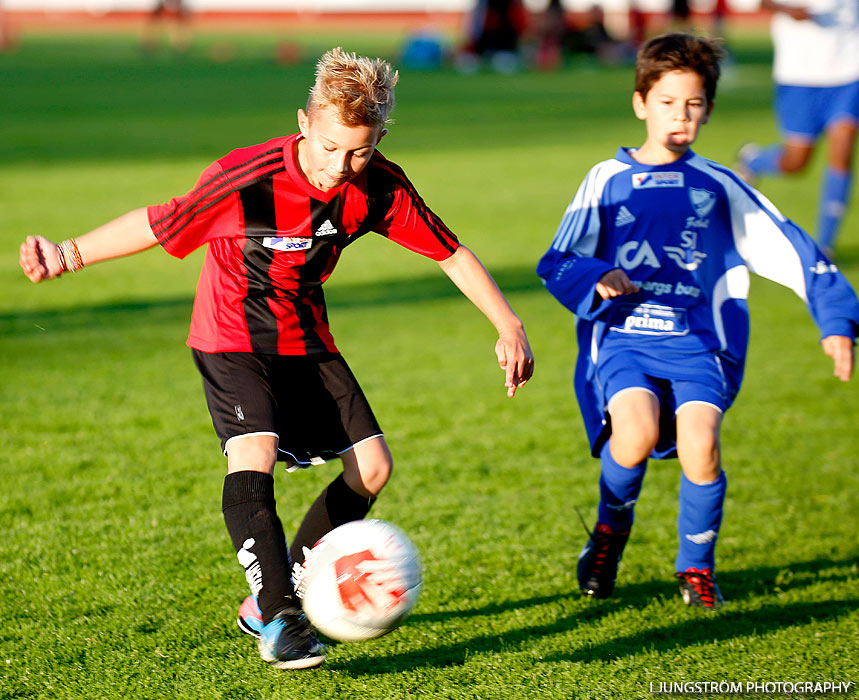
[
  {"x1": 689, "y1": 188, "x2": 716, "y2": 218},
  {"x1": 617, "y1": 236, "x2": 707, "y2": 272},
  {"x1": 617, "y1": 240, "x2": 661, "y2": 269}
]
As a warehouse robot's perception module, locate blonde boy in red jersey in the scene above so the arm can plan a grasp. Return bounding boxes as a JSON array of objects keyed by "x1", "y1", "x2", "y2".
[{"x1": 20, "y1": 48, "x2": 534, "y2": 669}]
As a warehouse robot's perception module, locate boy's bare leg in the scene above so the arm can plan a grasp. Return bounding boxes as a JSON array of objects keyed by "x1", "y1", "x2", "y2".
[
  {"x1": 675, "y1": 403, "x2": 721, "y2": 484},
  {"x1": 827, "y1": 121, "x2": 856, "y2": 173},
  {"x1": 777, "y1": 139, "x2": 814, "y2": 174},
  {"x1": 341, "y1": 435, "x2": 393, "y2": 497},
  {"x1": 607, "y1": 389, "x2": 660, "y2": 467},
  {"x1": 226, "y1": 434, "x2": 278, "y2": 475},
  {"x1": 288, "y1": 436, "x2": 392, "y2": 569}
]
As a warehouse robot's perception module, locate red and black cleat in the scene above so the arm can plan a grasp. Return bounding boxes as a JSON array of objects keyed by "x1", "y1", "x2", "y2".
[
  {"x1": 676, "y1": 567, "x2": 724, "y2": 609},
  {"x1": 577, "y1": 522, "x2": 630, "y2": 599}
]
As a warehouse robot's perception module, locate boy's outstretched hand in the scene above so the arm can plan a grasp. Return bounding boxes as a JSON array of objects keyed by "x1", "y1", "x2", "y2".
[
  {"x1": 495, "y1": 329, "x2": 534, "y2": 398},
  {"x1": 596, "y1": 269, "x2": 640, "y2": 300},
  {"x1": 822, "y1": 335, "x2": 854, "y2": 382}
]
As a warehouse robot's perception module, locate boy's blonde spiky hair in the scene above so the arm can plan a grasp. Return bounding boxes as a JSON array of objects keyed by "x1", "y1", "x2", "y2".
[{"x1": 308, "y1": 47, "x2": 399, "y2": 128}]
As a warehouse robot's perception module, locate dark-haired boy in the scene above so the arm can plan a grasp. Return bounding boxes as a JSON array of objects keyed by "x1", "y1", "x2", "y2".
[{"x1": 538, "y1": 34, "x2": 858, "y2": 608}]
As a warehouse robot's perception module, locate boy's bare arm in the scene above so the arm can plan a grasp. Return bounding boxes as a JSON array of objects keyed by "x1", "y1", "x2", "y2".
[
  {"x1": 20, "y1": 208, "x2": 159, "y2": 282},
  {"x1": 437, "y1": 246, "x2": 534, "y2": 397},
  {"x1": 821, "y1": 335, "x2": 854, "y2": 382}
]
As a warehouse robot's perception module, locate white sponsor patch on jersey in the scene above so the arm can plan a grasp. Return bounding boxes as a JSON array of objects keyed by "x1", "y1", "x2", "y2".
[
  {"x1": 610, "y1": 303, "x2": 689, "y2": 336},
  {"x1": 316, "y1": 219, "x2": 338, "y2": 236},
  {"x1": 632, "y1": 172, "x2": 684, "y2": 189},
  {"x1": 262, "y1": 236, "x2": 313, "y2": 252},
  {"x1": 615, "y1": 205, "x2": 636, "y2": 227}
]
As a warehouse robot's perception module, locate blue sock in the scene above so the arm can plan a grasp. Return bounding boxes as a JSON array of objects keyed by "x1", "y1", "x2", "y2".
[
  {"x1": 817, "y1": 167, "x2": 852, "y2": 252},
  {"x1": 675, "y1": 471, "x2": 727, "y2": 572},
  {"x1": 597, "y1": 441, "x2": 647, "y2": 532},
  {"x1": 746, "y1": 144, "x2": 783, "y2": 176}
]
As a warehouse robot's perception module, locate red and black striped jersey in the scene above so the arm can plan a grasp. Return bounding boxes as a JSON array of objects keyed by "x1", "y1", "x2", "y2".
[{"x1": 148, "y1": 134, "x2": 459, "y2": 355}]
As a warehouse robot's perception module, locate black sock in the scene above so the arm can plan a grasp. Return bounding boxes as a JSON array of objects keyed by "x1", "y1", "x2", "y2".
[
  {"x1": 289, "y1": 473, "x2": 376, "y2": 567},
  {"x1": 222, "y1": 470, "x2": 295, "y2": 624}
]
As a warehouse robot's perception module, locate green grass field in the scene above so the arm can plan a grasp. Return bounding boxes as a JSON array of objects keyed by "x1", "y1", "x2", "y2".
[{"x1": 1, "y1": 26, "x2": 858, "y2": 700}]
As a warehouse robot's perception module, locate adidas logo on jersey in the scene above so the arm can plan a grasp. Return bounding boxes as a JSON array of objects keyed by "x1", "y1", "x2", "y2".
[
  {"x1": 315, "y1": 219, "x2": 338, "y2": 237},
  {"x1": 615, "y1": 206, "x2": 636, "y2": 227}
]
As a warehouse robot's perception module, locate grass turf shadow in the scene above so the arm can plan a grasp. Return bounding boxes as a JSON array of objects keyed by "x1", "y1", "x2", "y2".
[
  {"x1": 1, "y1": 264, "x2": 545, "y2": 337},
  {"x1": 331, "y1": 555, "x2": 859, "y2": 675},
  {"x1": 543, "y1": 598, "x2": 858, "y2": 665}
]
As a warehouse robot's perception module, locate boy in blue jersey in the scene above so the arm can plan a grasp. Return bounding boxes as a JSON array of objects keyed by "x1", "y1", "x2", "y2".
[{"x1": 537, "y1": 34, "x2": 859, "y2": 608}]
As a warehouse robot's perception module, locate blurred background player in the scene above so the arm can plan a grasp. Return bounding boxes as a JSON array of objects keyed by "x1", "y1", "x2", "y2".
[
  {"x1": 141, "y1": 0, "x2": 191, "y2": 54},
  {"x1": 536, "y1": 1, "x2": 632, "y2": 70},
  {"x1": 538, "y1": 34, "x2": 859, "y2": 609},
  {"x1": 670, "y1": 0, "x2": 693, "y2": 31},
  {"x1": 736, "y1": 0, "x2": 859, "y2": 258},
  {"x1": 535, "y1": 0, "x2": 570, "y2": 70},
  {"x1": 458, "y1": 0, "x2": 528, "y2": 73},
  {"x1": 0, "y1": 1, "x2": 14, "y2": 52},
  {"x1": 20, "y1": 47, "x2": 533, "y2": 670}
]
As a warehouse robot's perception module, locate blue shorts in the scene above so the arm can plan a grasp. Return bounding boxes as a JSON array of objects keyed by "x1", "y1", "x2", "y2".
[
  {"x1": 775, "y1": 80, "x2": 859, "y2": 141},
  {"x1": 598, "y1": 349, "x2": 731, "y2": 416}
]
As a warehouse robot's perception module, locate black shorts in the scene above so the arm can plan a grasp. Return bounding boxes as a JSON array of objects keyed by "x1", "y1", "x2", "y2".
[{"x1": 192, "y1": 350, "x2": 383, "y2": 470}]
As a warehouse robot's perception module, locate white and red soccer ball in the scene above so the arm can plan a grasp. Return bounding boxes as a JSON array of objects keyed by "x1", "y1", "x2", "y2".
[{"x1": 300, "y1": 519, "x2": 423, "y2": 642}]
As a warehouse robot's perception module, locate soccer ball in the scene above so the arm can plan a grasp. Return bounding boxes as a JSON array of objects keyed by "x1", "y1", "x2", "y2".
[{"x1": 299, "y1": 519, "x2": 422, "y2": 642}]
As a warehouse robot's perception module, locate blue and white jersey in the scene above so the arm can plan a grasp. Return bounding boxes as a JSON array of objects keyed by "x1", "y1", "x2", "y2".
[{"x1": 537, "y1": 147, "x2": 859, "y2": 455}]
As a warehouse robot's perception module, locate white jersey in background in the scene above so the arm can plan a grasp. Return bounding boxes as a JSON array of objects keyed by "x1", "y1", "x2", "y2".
[{"x1": 771, "y1": 0, "x2": 859, "y2": 86}]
